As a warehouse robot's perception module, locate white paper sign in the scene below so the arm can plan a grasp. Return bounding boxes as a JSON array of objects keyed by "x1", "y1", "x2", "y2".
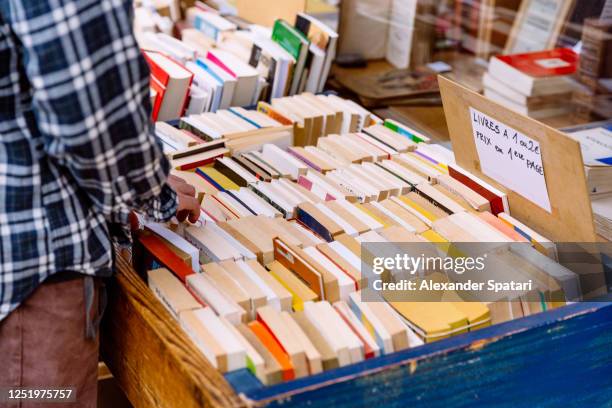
[
  {"x1": 385, "y1": 0, "x2": 418, "y2": 69},
  {"x1": 469, "y1": 107, "x2": 552, "y2": 212}
]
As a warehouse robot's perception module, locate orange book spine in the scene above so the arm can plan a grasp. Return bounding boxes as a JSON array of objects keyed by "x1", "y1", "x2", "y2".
[
  {"x1": 248, "y1": 321, "x2": 295, "y2": 381},
  {"x1": 479, "y1": 212, "x2": 528, "y2": 242},
  {"x1": 273, "y1": 238, "x2": 324, "y2": 300},
  {"x1": 257, "y1": 102, "x2": 293, "y2": 126}
]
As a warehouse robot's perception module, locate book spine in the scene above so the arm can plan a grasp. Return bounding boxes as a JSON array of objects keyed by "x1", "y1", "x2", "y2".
[
  {"x1": 171, "y1": 141, "x2": 226, "y2": 160},
  {"x1": 184, "y1": 230, "x2": 219, "y2": 264},
  {"x1": 297, "y1": 176, "x2": 336, "y2": 201},
  {"x1": 273, "y1": 240, "x2": 324, "y2": 300},
  {"x1": 241, "y1": 154, "x2": 275, "y2": 179},
  {"x1": 149, "y1": 76, "x2": 166, "y2": 122},
  {"x1": 210, "y1": 195, "x2": 240, "y2": 219},
  {"x1": 176, "y1": 157, "x2": 220, "y2": 171},
  {"x1": 194, "y1": 15, "x2": 220, "y2": 41},
  {"x1": 413, "y1": 187, "x2": 453, "y2": 215},
  {"x1": 272, "y1": 21, "x2": 301, "y2": 60},
  {"x1": 265, "y1": 58, "x2": 277, "y2": 102},
  {"x1": 228, "y1": 108, "x2": 262, "y2": 129},
  {"x1": 213, "y1": 159, "x2": 249, "y2": 187},
  {"x1": 179, "y1": 120, "x2": 214, "y2": 141},
  {"x1": 247, "y1": 184, "x2": 288, "y2": 218},
  {"x1": 195, "y1": 168, "x2": 225, "y2": 192},
  {"x1": 295, "y1": 207, "x2": 334, "y2": 243},
  {"x1": 447, "y1": 166, "x2": 505, "y2": 215},
  {"x1": 288, "y1": 150, "x2": 322, "y2": 173},
  {"x1": 374, "y1": 163, "x2": 418, "y2": 188},
  {"x1": 579, "y1": 18, "x2": 612, "y2": 89},
  {"x1": 137, "y1": 234, "x2": 194, "y2": 282},
  {"x1": 257, "y1": 102, "x2": 293, "y2": 125},
  {"x1": 206, "y1": 51, "x2": 237, "y2": 78},
  {"x1": 383, "y1": 121, "x2": 427, "y2": 143},
  {"x1": 347, "y1": 297, "x2": 386, "y2": 354},
  {"x1": 225, "y1": 191, "x2": 257, "y2": 216},
  {"x1": 174, "y1": 151, "x2": 224, "y2": 171},
  {"x1": 180, "y1": 71, "x2": 194, "y2": 119}
]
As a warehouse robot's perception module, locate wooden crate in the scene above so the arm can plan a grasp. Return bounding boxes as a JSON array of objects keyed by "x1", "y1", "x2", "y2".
[{"x1": 101, "y1": 251, "x2": 612, "y2": 407}]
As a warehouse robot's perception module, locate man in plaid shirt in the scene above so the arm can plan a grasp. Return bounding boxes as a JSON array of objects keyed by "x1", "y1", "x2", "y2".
[{"x1": 0, "y1": 0, "x2": 200, "y2": 405}]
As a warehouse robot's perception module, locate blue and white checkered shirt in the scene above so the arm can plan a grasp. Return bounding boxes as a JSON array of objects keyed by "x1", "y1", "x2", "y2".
[{"x1": 0, "y1": 0, "x2": 177, "y2": 321}]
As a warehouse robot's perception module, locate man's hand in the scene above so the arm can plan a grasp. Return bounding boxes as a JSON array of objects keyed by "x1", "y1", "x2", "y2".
[{"x1": 167, "y1": 175, "x2": 201, "y2": 223}]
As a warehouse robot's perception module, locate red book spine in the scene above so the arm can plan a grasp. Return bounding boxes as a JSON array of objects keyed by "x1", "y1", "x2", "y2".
[
  {"x1": 144, "y1": 51, "x2": 172, "y2": 121},
  {"x1": 176, "y1": 153, "x2": 224, "y2": 171},
  {"x1": 144, "y1": 51, "x2": 171, "y2": 84},
  {"x1": 138, "y1": 234, "x2": 194, "y2": 282},
  {"x1": 210, "y1": 194, "x2": 240, "y2": 218},
  {"x1": 448, "y1": 166, "x2": 505, "y2": 215},
  {"x1": 186, "y1": 286, "x2": 208, "y2": 307},
  {"x1": 335, "y1": 308, "x2": 376, "y2": 359},
  {"x1": 144, "y1": 50, "x2": 194, "y2": 120},
  {"x1": 149, "y1": 76, "x2": 166, "y2": 121}
]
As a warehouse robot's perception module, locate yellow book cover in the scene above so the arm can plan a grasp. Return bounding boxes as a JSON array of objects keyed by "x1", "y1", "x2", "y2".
[
  {"x1": 386, "y1": 301, "x2": 451, "y2": 343},
  {"x1": 407, "y1": 152, "x2": 448, "y2": 174},
  {"x1": 397, "y1": 196, "x2": 441, "y2": 223},
  {"x1": 354, "y1": 204, "x2": 390, "y2": 228},
  {"x1": 267, "y1": 261, "x2": 319, "y2": 311},
  {"x1": 421, "y1": 229, "x2": 448, "y2": 243},
  {"x1": 197, "y1": 166, "x2": 240, "y2": 191}
]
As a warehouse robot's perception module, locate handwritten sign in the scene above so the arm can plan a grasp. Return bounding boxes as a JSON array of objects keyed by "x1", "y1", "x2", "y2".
[{"x1": 469, "y1": 107, "x2": 552, "y2": 212}]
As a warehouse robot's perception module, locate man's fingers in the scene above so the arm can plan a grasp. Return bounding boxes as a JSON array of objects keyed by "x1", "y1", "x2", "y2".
[
  {"x1": 175, "y1": 210, "x2": 189, "y2": 223},
  {"x1": 177, "y1": 183, "x2": 196, "y2": 197},
  {"x1": 177, "y1": 193, "x2": 201, "y2": 223},
  {"x1": 168, "y1": 174, "x2": 196, "y2": 197},
  {"x1": 188, "y1": 209, "x2": 200, "y2": 223},
  {"x1": 167, "y1": 174, "x2": 186, "y2": 185},
  {"x1": 168, "y1": 175, "x2": 200, "y2": 222}
]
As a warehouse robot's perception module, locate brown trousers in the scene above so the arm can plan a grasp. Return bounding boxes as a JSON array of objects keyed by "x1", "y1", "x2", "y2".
[{"x1": 0, "y1": 277, "x2": 103, "y2": 408}]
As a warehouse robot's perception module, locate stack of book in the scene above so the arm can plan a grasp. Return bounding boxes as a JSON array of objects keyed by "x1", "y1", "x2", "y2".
[
  {"x1": 592, "y1": 195, "x2": 612, "y2": 242},
  {"x1": 144, "y1": 50, "x2": 195, "y2": 121},
  {"x1": 572, "y1": 18, "x2": 612, "y2": 122},
  {"x1": 565, "y1": 121, "x2": 612, "y2": 196},
  {"x1": 135, "y1": 2, "x2": 338, "y2": 121},
  {"x1": 143, "y1": 192, "x2": 574, "y2": 378},
  {"x1": 134, "y1": 95, "x2": 589, "y2": 386},
  {"x1": 577, "y1": 18, "x2": 612, "y2": 91},
  {"x1": 483, "y1": 48, "x2": 579, "y2": 119},
  {"x1": 267, "y1": 93, "x2": 377, "y2": 146},
  {"x1": 564, "y1": 120, "x2": 612, "y2": 241},
  {"x1": 156, "y1": 93, "x2": 379, "y2": 158},
  {"x1": 177, "y1": 107, "x2": 293, "y2": 153}
]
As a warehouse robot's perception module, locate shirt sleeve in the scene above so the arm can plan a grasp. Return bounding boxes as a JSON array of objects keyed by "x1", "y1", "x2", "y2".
[{"x1": 4, "y1": 0, "x2": 177, "y2": 225}]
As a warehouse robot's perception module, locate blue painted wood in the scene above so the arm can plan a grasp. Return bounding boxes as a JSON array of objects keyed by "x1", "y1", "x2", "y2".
[
  {"x1": 225, "y1": 301, "x2": 612, "y2": 407},
  {"x1": 224, "y1": 369, "x2": 263, "y2": 395}
]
